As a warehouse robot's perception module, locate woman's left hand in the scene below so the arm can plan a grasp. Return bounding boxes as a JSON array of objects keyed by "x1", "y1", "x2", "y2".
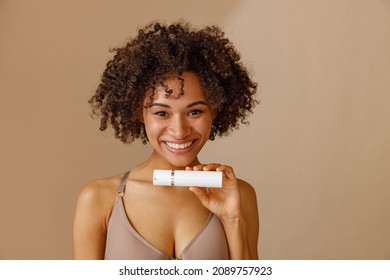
[{"x1": 186, "y1": 164, "x2": 242, "y2": 222}]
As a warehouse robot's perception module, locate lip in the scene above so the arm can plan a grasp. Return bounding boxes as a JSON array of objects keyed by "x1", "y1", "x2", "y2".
[{"x1": 163, "y1": 140, "x2": 196, "y2": 153}]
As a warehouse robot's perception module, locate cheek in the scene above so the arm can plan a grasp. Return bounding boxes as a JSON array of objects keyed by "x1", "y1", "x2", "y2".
[
  {"x1": 144, "y1": 119, "x2": 165, "y2": 138},
  {"x1": 193, "y1": 119, "x2": 213, "y2": 135}
]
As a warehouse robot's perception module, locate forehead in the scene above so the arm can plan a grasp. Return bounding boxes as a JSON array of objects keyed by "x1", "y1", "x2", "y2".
[{"x1": 146, "y1": 72, "x2": 207, "y2": 103}]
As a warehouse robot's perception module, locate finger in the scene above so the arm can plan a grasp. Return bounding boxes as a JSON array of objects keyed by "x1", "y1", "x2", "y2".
[
  {"x1": 192, "y1": 164, "x2": 207, "y2": 171},
  {"x1": 202, "y1": 163, "x2": 222, "y2": 171},
  {"x1": 192, "y1": 163, "x2": 222, "y2": 171},
  {"x1": 185, "y1": 166, "x2": 193, "y2": 171},
  {"x1": 216, "y1": 165, "x2": 236, "y2": 179}
]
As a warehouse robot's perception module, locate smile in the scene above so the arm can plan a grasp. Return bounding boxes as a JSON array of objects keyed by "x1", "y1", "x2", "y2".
[{"x1": 165, "y1": 141, "x2": 194, "y2": 150}]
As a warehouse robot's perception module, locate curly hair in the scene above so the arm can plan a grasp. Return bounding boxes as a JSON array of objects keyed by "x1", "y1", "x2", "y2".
[{"x1": 89, "y1": 21, "x2": 258, "y2": 144}]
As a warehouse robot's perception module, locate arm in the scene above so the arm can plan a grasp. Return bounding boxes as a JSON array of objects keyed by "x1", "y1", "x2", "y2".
[
  {"x1": 222, "y1": 178, "x2": 259, "y2": 259},
  {"x1": 188, "y1": 164, "x2": 259, "y2": 260},
  {"x1": 72, "y1": 181, "x2": 114, "y2": 259}
]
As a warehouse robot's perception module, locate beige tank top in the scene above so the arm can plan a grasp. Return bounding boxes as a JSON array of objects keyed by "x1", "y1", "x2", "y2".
[{"x1": 104, "y1": 171, "x2": 229, "y2": 260}]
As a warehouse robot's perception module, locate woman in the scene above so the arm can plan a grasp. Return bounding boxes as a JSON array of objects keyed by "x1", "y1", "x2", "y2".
[{"x1": 73, "y1": 22, "x2": 259, "y2": 260}]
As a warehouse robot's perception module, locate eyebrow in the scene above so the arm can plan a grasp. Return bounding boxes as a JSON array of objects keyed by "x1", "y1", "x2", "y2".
[{"x1": 145, "y1": 101, "x2": 208, "y2": 108}]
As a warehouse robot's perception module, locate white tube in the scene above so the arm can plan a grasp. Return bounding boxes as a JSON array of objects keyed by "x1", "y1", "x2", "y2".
[{"x1": 153, "y1": 170, "x2": 223, "y2": 188}]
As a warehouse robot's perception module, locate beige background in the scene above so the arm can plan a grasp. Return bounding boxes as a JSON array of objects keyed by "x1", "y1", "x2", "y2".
[{"x1": 0, "y1": 0, "x2": 389, "y2": 259}]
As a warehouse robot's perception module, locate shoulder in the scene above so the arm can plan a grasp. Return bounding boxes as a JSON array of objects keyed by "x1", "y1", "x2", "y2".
[
  {"x1": 73, "y1": 173, "x2": 124, "y2": 259},
  {"x1": 236, "y1": 178, "x2": 259, "y2": 258},
  {"x1": 236, "y1": 178, "x2": 259, "y2": 223},
  {"x1": 236, "y1": 178, "x2": 257, "y2": 201},
  {"x1": 76, "y1": 174, "x2": 122, "y2": 215}
]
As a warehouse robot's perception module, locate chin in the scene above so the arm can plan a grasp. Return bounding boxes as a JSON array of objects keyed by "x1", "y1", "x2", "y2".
[
  {"x1": 164, "y1": 155, "x2": 198, "y2": 169},
  {"x1": 168, "y1": 160, "x2": 193, "y2": 169}
]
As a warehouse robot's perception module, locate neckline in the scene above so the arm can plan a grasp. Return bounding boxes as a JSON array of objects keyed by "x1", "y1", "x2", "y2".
[{"x1": 117, "y1": 171, "x2": 215, "y2": 260}]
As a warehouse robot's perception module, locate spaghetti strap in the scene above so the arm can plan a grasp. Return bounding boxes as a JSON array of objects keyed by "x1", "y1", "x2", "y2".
[{"x1": 117, "y1": 171, "x2": 131, "y2": 197}]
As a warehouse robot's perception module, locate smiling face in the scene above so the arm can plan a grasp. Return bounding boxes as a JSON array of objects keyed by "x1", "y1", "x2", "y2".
[{"x1": 142, "y1": 72, "x2": 214, "y2": 168}]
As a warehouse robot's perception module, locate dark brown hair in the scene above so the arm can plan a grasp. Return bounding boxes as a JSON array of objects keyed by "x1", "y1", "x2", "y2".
[{"x1": 89, "y1": 21, "x2": 258, "y2": 144}]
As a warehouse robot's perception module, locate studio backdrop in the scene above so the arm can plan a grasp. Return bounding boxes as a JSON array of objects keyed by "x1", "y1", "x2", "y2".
[{"x1": 0, "y1": 0, "x2": 389, "y2": 259}]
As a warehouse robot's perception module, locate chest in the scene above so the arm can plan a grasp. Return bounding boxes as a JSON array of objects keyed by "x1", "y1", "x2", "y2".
[{"x1": 121, "y1": 184, "x2": 210, "y2": 258}]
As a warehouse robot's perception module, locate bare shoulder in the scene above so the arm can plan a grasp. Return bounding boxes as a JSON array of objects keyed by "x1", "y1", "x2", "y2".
[
  {"x1": 237, "y1": 178, "x2": 259, "y2": 258},
  {"x1": 236, "y1": 178, "x2": 257, "y2": 201},
  {"x1": 73, "y1": 173, "x2": 123, "y2": 259},
  {"x1": 76, "y1": 174, "x2": 122, "y2": 215},
  {"x1": 236, "y1": 178, "x2": 259, "y2": 224}
]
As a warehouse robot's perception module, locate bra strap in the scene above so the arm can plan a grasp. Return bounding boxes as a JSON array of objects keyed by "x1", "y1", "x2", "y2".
[{"x1": 117, "y1": 171, "x2": 131, "y2": 197}]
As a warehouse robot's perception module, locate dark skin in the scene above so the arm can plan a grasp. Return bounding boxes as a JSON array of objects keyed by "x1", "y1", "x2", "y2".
[{"x1": 73, "y1": 72, "x2": 259, "y2": 259}]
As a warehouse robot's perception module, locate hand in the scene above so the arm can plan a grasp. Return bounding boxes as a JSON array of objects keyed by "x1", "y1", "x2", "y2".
[{"x1": 186, "y1": 164, "x2": 242, "y2": 222}]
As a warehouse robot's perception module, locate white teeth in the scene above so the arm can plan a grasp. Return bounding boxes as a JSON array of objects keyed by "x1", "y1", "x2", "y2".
[{"x1": 166, "y1": 141, "x2": 193, "y2": 150}]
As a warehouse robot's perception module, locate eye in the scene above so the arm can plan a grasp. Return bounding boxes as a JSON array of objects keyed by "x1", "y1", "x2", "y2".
[
  {"x1": 188, "y1": 109, "x2": 203, "y2": 117},
  {"x1": 154, "y1": 111, "x2": 168, "y2": 117}
]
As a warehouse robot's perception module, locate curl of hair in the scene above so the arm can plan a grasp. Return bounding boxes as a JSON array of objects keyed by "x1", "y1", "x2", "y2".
[{"x1": 89, "y1": 21, "x2": 258, "y2": 144}]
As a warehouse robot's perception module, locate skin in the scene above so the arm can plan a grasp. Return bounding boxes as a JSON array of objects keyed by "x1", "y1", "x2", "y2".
[{"x1": 73, "y1": 72, "x2": 259, "y2": 259}]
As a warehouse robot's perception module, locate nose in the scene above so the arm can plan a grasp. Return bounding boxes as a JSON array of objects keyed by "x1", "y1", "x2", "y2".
[{"x1": 169, "y1": 115, "x2": 191, "y2": 139}]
